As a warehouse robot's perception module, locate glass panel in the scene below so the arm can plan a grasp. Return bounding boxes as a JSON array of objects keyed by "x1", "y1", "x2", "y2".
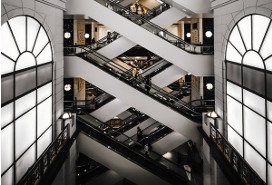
[
  {"x1": 265, "y1": 56, "x2": 272, "y2": 72},
  {"x1": 15, "y1": 108, "x2": 36, "y2": 158},
  {"x1": 268, "y1": 164, "x2": 272, "y2": 185},
  {"x1": 226, "y1": 43, "x2": 242, "y2": 64},
  {"x1": 2, "y1": 54, "x2": 15, "y2": 75},
  {"x1": 15, "y1": 52, "x2": 36, "y2": 71},
  {"x1": 36, "y1": 44, "x2": 52, "y2": 65},
  {"x1": 227, "y1": 96, "x2": 243, "y2": 135},
  {"x1": 37, "y1": 126, "x2": 52, "y2": 157},
  {"x1": 1, "y1": 124, "x2": 14, "y2": 174},
  {"x1": 229, "y1": 25, "x2": 246, "y2": 55},
  {"x1": 268, "y1": 101, "x2": 272, "y2": 122},
  {"x1": 260, "y1": 23, "x2": 272, "y2": 59},
  {"x1": 227, "y1": 125, "x2": 243, "y2": 156},
  {"x1": 2, "y1": 75, "x2": 14, "y2": 104},
  {"x1": 15, "y1": 91, "x2": 36, "y2": 118},
  {"x1": 9, "y1": 16, "x2": 26, "y2": 53},
  {"x1": 244, "y1": 142, "x2": 266, "y2": 182},
  {"x1": 15, "y1": 144, "x2": 35, "y2": 183},
  {"x1": 37, "y1": 82, "x2": 52, "y2": 103},
  {"x1": 242, "y1": 50, "x2": 264, "y2": 69},
  {"x1": 267, "y1": 72, "x2": 272, "y2": 100},
  {"x1": 227, "y1": 81, "x2": 242, "y2": 102},
  {"x1": 227, "y1": 62, "x2": 241, "y2": 85},
  {"x1": 1, "y1": 22, "x2": 20, "y2": 60},
  {"x1": 244, "y1": 106, "x2": 266, "y2": 156},
  {"x1": 243, "y1": 89, "x2": 265, "y2": 116},
  {"x1": 37, "y1": 97, "x2": 52, "y2": 136},
  {"x1": 252, "y1": 15, "x2": 270, "y2": 52},
  {"x1": 27, "y1": 17, "x2": 40, "y2": 52},
  {"x1": 238, "y1": 15, "x2": 252, "y2": 50},
  {"x1": 33, "y1": 28, "x2": 49, "y2": 56},
  {"x1": 15, "y1": 68, "x2": 36, "y2": 97},
  {"x1": 243, "y1": 66, "x2": 265, "y2": 96},
  {"x1": 1, "y1": 166, "x2": 14, "y2": 185},
  {"x1": 37, "y1": 64, "x2": 52, "y2": 86},
  {"x1": 1, "y1": 102, "x2": 14, "y2": 128},
  {"x1": 268, "y1": 121, "x2": 272, "y2": 163}
]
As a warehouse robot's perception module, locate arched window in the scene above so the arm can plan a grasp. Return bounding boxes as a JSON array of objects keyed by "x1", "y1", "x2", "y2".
[
  {"x1": 1, "y1": 16, "x2": 53, "y2": 184},
  {"x1": 226, "y1": 14, "x2": 272, "y2": 182}
]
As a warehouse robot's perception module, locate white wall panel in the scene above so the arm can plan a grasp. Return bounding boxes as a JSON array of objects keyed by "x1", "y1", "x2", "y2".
[
  {"x1": 1, "y1": 167, "x2": 14, "y2": 185},
  {"x1": 227, "y1": 125, "x2": 243, "y2": 156},
  {"x1": 37, "y1": 97, "x2": 52, "y2": 136},
  {"x1": 1, "y1": 103, "x2": 14, "y2": 128},
  {"x1": 1, "y1": 124, "x2": 14, "y2": 174},
  {"x1": 37, "y1": 126, "x2": 52, "y2": 157},
  {"x1": 227, "y1": 96, "x2": 242, "y2": 134},
  {"x1": 15, "y1": 91, "x2": 36, "y2": 118}
]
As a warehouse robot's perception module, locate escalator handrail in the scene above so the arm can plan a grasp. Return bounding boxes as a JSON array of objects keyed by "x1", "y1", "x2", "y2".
[{"x1": 99, "y1": 0, "x2": 214, "y2": 53}]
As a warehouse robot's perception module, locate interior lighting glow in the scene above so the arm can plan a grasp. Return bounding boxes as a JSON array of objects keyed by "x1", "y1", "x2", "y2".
[
  {"x1": 64, "y1": 84, "x2": 72, "y2": 91},
  {"x1": 207, "y1": 111, "x2": 218, "y2": 119},
  {"x1": 186, "y1": 33, "x2": 191, "y2": 38},
  {"x1": 206, "y1": 83, "x2": 213, "y2": 90},
  {"x1": 64, "y1": 32, "x2": 71, "y2": 39},
  {"x1": 205, "y1": 31, "x2": 213, "y2": 38},
  {"x1": 85, "y1": 33, "x2": 90, "y2": 39}
]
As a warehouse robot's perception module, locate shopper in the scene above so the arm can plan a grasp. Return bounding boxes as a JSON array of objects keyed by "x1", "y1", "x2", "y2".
[{"x1": 137, "y1": 127, "x2": 143, "y2": 141}]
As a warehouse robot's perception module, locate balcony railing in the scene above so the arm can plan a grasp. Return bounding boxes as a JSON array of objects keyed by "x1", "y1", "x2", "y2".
[
  {"x1": 17, "y1": 125, "x2": 70, "y2": 185},
  {"x1": 209, "y1": 124, "x2": 265, "y2": 185}
]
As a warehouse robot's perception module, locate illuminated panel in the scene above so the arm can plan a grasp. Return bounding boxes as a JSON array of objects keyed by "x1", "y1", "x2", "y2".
[
  {"x1": 227, "y1": 81, "x2": 242, "y2": 102},
  {"x1": 227, "y1": 96, "x2": 243, "y2": 135},
  {"x1": 228, "y1": 125, "x2": 243, "y2": 156},
  {"x1": 33, "y1": 28, "x2": 49, "y2": 56},
  {"x1": 27, "y1": 17, "x2": 40, "y2": 52},
  {"x1": 15, "y1": 108, "x2": 36, "y2": 158},
  {"x1": 242, "y1": 51, "x2": 264, "y2": 69},
  {"x1": 252, "y1": 15, "x2": 270, "y2": 52},
  {"x1": 268, "y1": 121, "x2": 272, "y2": 163},
  {"x1": 15, "y1": 91, "x2": 36, "y2": 118},
  {"x1": 1, "y1": 124, "x2": 14, "y2": 174},
  {"x1": 1, "y1": 102, "x2": 14, "y2": 128},
  {"x1": 37, "y1": 82, "x2": 52, "y2": 103},
  {"x1": 37, "y1": 97, "x2": 52, "y2": 136},
  {"x1": 229, "y1": 26, "x2": 246, "y2": 55},
  {"x1": 9, "y1": 16, "x2": 26, "y2": 53},
  {"x1": 260, "y1": 23, "x2": 272, "y2": 60},
  {"x1": 1, "y1": 167, "x2": 14, "y2": 185},
  {"x1": 36, "y1": 44, "x2": 52, "y2": 65},
  {"x1": 226, "y1": 43, "x2": 242, "y2": 63},
  {"x1": 238, "y1": 15, "x2": 252, "y2": 50},
  {"x1": 15, "y1": 52, "x2": 36, "y2": 71},
  {"x1": 37, "y1": 126, "x2": 52, "y2": 157},
  {"x1": 1, "y1": 54, "x2": 15, "y2": 75},
  {"x1": 243, "y1": 89, "x2": 265, "y2": 116}
]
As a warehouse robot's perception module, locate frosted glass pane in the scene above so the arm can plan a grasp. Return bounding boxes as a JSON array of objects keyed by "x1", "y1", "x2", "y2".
[
  {"x1": 260, "y1": 23, "x2": 272, "y2": 59},
  {"x1": 1, "y1": 22, "x2": 20, "y2": 60},
  {"x1": 37, "y1": 126, "x2": 52, "y2": 157},
  {"x1": 9, "y1": 16, "x2": 26, "y2": 53},
  {"x1": 38, "y1": 97, "x2": 52, "y2": 136},
  {"x1": 243, "y1": 89, "x2": 265, "y2": 116},
  {"x1": 252, "y1": 15, "x2": 270, "y2": 52},
  {"x1": 15, "y1": 68, "x2": 36, "y2": 97},
  {"x1": 37, "y1": 64, "x2": 52, "y2": 86},
  {"x1": 38, "y1": 82, "x2": 52, "y2": 103},
  {"x1": 227, "y1": 96, "x2": 243, "y2": 134},
  {"x1": 269, "y1": 164, "x2": 272, "y2": 185},
  {"x1": 268, "y1": 101, "x2": 272, "y2": 122},
  {"x1": 238, "y1": 15, "x2": 252, "y2": 50},
  {"x1": 27, "y1": 17, "x2": 40, "y2": 51},
  {"x1": 2, "y1": 75, "x2": 14, "y2": 104},
  {"x1": 268, "y1": 122, "x2": 272, "y2": 163},
  {"x1": 15, "y1": 108, "x2": 36, "y2": 158},
  {"x1": 1, "y1": 102, "x2": 14, "y2": 128},
  {"x1": 1, "y1": 124, "x2": 14, "y2": 174},
  {"x1": 15, "y1": 91, "x2": 36, "y2": 118},
  {"x1": 226, "y1": 43, "x2": 242, "y2": 63},
  {"x1": 33, "y1": 28, "x2": 49, "y2": 56},
  {"x1": 227, "y1": 81, "x2": 242, "y2": 102},
  {"x1": 242, "y1": 50, "x2": 264, "y2": 69},
  {"x1": 16, "y1": 144, "x2": 35, "y2": 183},
  {"x1": 244, "y1": 106, "x2": 266, "y2": 156},
  {"x1": 227, "y1": 62, "x2": 241, "y2": 85},
  {"x1": 15, "y1": 52, "x2": 36, "y2": 71},
  {"x1": 265, "y1": 56, "x2": 272, "y2": 72},
  {"x1": 227, "y1": 125, "x2": 243, "y2": 156},
  {"x1": 229, "y1": 26, "x2": 246, "y2": 55},
  {"x1": 244, "y1": 142, "x2": 266, "y2": 182},
  {"x1": 36, "y1": 44, "x2": 52, "y2": 65},
  {"x1": 2, "y1": 54, "x2": 15, "y2": 75},
  {"x1": 2, "y1": 167, "x2": 14, "y2": 185}
]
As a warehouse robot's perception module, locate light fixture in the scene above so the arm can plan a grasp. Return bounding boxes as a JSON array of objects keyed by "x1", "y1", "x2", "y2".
[
  {"x1": 61, "y1": 111, "x2": 72, "y2": 120},
  {"x1": 186, "y1": 33, "x2": 191, "y2": 38},
  {"x1": 64, "y1": 32, "x2": 71, "y2": 39},
  {"x1": 85, "y1": 33, "x2": 90, "y2": 38},
  {"x1": 205, "y1": 31, "x2": 213, "y2": 38},
  {"x1": 206, "y1": 83, "x2": 213, "y2": 90},
  {"x1": 207, "y1": 111, "x2": 218, "y2": 119},
  {"x1": 64, "y1": 84, "x2": 72, "y2": 91}
]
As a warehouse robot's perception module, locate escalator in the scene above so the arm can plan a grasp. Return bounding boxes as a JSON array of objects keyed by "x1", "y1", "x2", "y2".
[
  {"x1": 77, "y1": 114, "x2": 190, "y2": 185},
  {"x1": 64, "y1": 47, "x2": 202, "y2": 144},
  {"x1": 66, "y1": 0, "x2": 214, "y2": 76}
]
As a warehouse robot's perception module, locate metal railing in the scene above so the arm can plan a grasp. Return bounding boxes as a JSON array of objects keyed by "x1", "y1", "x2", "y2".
[
  {"x1": 209, "y1": 124, "x2": 265, "y2": 185},
  {"x1": 95, "y1": 0, "x2": 214, "y2": 55},
  {"x1": 17, "y1": 125, "x2": 70, "y2": 185},
  {"x1": 64, "y1": 46, "x2": 203, "y2": 122},
  {"x1": 77, "y1": 113, "x2": 189, "y2": 184}
]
